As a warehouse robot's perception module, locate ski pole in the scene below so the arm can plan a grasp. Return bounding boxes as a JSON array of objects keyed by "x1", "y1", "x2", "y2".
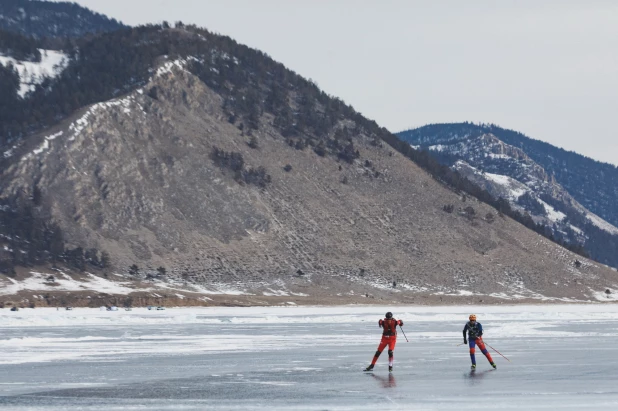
[
  {"x1": 456, "y1": 343, "x2": 465, "y2": 346},
  {"x1": 399, "y1": 326, "x2": 409, "y2": 342},
  {"x1": 485, "y1": 342, "x2": 511, "y2": 362}
]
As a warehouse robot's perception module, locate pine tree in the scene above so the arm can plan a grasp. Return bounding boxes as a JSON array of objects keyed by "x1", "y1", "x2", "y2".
[
  {"x1": 100, "y1": 251, "x2": 111, "y2": 269},
  {"x1": 85, "y1": 248, "x2": 100, "y2": 266}
]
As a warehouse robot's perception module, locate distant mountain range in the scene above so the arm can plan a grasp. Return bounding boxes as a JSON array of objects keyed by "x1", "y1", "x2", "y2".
[
  {"x1": 398, "y1": 123, "x2": 618, "y2": 268},
  {"x1": 0, "y1": 0, "x2": 127, "y2": 38}
]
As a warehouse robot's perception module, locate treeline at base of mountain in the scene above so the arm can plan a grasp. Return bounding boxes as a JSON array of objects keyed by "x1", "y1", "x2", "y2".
[
  {"x1": 0, "y1": 188, "x2": 110, "y2": 275},
  {"x1": 0, "y1": 22, "x2": 610, "y2": 274}
]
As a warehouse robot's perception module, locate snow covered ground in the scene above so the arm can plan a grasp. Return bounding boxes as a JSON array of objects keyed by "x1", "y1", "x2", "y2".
[
  {"x1": 0, "y1": 270, "x2": 249, "y2": 298},
  {"x1": 0, "y1": 49, "x2": 68, "y2": 97},
  {"x1": 587, "y1": 212, "x2": 618, "y2": 235},
  {"x1": 1, "y1": 305, "x2": 618, "y2": 410}
]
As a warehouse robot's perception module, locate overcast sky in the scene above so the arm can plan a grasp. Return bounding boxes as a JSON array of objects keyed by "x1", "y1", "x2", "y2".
[{"x1": 67, "y1": 0, "x2": 617, "y2": 165}]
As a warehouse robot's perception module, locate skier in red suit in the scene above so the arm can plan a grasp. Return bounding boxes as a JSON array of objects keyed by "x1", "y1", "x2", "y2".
[{"x1": 364, "y1": 312, "x2": 404, "y2": 372}]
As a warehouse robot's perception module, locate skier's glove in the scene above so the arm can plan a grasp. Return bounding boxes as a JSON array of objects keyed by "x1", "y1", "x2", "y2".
[
  {"x1": 463, "y1": 339, "x2": 467, "y2": 344},
  {"x1": 399, "y1": 320, "x2": 404, "y2": 326}
]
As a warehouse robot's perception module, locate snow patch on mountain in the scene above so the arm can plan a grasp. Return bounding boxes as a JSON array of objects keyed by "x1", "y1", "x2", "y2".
[
  {"x1": 538, "y1": 199, "x2": 566, "y2": 223},
  {"x1": 570, "y1": 225, "x2": 584, "y2": 235},
  {"x1": 0, "y1": 271, "x2": 140, "y2": 296},
  {"x1": 428, "y1": 144, "x2": 448, "y2": 152},
  {"x1": 591, "y1": 288, "x2": 618, "y2": 301},
  {"x1": 0, "y1": 269, "x2": 258, "y2": 299},
  {"x1": 586, "y1": 213, "x2": 618, "y2": 235},
  {"x1": 484, "y1": 172, "x2": 510, "y2": 186},
  {"x1": 454, "y1": 161, "x2": 527, "y2": 201},
  {"x1": 0, "y1": 49, "x2": 68, "y2": 97}
]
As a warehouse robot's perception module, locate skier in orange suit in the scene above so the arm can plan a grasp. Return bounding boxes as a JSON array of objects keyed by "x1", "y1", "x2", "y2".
[{"x1": 364, "y1": 312, "x2": 404, "y2": 372}]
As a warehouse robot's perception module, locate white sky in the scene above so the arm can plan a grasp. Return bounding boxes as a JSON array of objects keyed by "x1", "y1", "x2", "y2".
[{"x1": 64, "y1": 0, "x2": 617, "y2": 165}]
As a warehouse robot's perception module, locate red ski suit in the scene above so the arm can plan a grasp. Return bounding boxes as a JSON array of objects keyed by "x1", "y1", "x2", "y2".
[
  {"x1": 369, "y1": 318, "x2": 403, "y2": 366},
  {"x1": 377, "y1": 318, "x2": 402, "y2": 351}
]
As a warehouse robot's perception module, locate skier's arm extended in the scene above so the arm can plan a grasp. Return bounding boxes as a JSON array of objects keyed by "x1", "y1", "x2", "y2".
[
  {"x1": 379, "y1": 319, "x2": 384, "y2": 328},
  {"x1": 463, "y1": 324, "x2": 469, "y2": 343},
  {"x1": 477, "y1": 323, "x2": 483, "y2": 337}
]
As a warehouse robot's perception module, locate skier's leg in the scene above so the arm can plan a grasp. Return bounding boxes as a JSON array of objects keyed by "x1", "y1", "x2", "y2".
[
  {"x1": 388, "y1": 338, "x2": 397, "y2": 367},
  {"x1": 371, "y1": 339, "x2": 388, "y2": 366},
  {"x1": 469, "y1": 338, "x2": 476, "y2": 365},
  {"x1": 476, "y1": 338, "x2": 494, "y2": 363},
  {"x1": 378, "y1": 337, "x2": 395, "y2": 370}
]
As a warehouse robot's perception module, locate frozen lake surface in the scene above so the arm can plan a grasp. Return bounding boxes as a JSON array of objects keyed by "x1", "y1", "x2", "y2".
[{"x1": 1, "y1": 304, "x2": 618, "y2": 410}]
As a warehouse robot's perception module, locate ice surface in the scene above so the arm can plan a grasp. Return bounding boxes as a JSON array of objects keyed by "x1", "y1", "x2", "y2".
[{"x1": 1, "y1": 305, "x2": 618, "y2": 410}]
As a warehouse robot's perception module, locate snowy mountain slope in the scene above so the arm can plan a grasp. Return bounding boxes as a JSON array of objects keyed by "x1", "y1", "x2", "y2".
[
  {"x1": 0, "y1": 48, "x2": 67, "y2": 96},
  {"x1": 452, "y1": 160, "x2": 608, "y2": 239},
  {"x1": 399, "y1": 123, "x2": 618, "y2": 229},
  {"x1": 398, "y1": 124, "x2": 618, "y2": 268},
  {"x1": 427, "y1": 134, "x2": 616, "y2": 236}
]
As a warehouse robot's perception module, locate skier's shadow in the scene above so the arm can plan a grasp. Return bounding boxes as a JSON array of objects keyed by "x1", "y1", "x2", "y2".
[
  {"x1": 369, "y1": 373, "x2": 397, "y2": 388},
  {"x1": 463, "y1": 369, "x2": 493, "y2": 386}
]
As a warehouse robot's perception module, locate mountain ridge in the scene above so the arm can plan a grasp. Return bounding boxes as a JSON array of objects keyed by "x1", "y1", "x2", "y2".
[
  {"x1": 2, "y1": 37, "x2": 617, "y2": 304},
  {"x1": 397, "y1": 123, "x2": 618, "y2": 268},
  {"x1": 399, "y1": 123, "x2": 618, "y2": 227},
  {"x1": 1, "y1": 9, "x2": 617, "y2": 305}
]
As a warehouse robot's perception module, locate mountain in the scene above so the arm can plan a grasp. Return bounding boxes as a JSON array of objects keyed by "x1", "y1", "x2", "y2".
[
  {"x1": 1, "y1": 26, "x2": 617, "y2": 306},
  {"x1": 398, "y1": 123, "x2": 618, "y2": 268},
  {"x1": 0, "y1": 0, "x2": 127, "y2": 38}
]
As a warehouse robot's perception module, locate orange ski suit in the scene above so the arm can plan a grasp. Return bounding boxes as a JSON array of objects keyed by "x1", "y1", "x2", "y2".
[{"x1": 370, "y1": 318, "x2": 403, "y2": 367}]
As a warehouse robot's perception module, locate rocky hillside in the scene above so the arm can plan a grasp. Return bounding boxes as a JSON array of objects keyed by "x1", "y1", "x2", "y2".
[
  {"x1": 398, "y1": 124, "x2": 618, "y2": 269},
  {"x1": 1, "y1": 26, "x2": 617, "y2": 304},
  {"x1": 0, "y1": 0, "x2": 127, "y2": 38}
]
